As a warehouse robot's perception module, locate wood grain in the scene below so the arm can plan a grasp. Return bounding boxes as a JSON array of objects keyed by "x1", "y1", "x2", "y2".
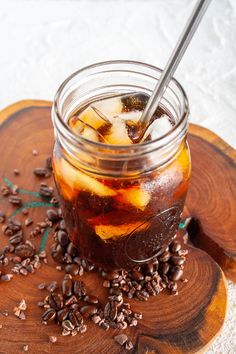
[
  {"x1": 187, "y1": 124, "x2": 236, "y2": 282},
  {"x1": 0, "y1": 101, "x2": 228, "y2": 354}
]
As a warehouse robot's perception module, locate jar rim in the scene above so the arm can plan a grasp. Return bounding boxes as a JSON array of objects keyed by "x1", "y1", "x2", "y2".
[{"x1": 53, "y1": 60, "x2": 189, "y2": 151}]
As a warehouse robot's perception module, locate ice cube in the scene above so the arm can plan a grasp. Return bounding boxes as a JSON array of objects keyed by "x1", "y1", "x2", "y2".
[
  {"x1": 93, "y1": 96, "x2": 123, "y2": 116},
  {"x1": 115, "y1": 111, "x2": 142, "y2": 122},
  {"x1": 79, "y1": 106, "x2": 111, "y2": 131},
  {"x1": 104, "y1": 111, "x2": 142, "y2": 145},
  {"x1": 94, "y1": 221, "x2": 149, "y2": 240},
  {"x1": 105, "y1": 118, "x2": 132, "y2": 145},
  {"x1": 81, "y1": 125, "x2": 100, "y2": 142},
  {"x1": 69, "y1": 115, "x2": 108, "y2": 143},
  {"x1": 69, "y1": 115, "x2": 84, "y2": 133},
  {"x1": 58, "y1": 159, "x2": 117, "y2": 197},
  {"x1": 143, "y1": 115, "x2": 173, "y2": 141},
  {"x1": 116, "y1": 186, "x2": 150, "y2": 210}
]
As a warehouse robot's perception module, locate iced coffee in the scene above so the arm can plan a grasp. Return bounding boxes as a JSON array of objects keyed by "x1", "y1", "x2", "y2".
[{"x1": 53, "y1": 86, "x2": 191, "y2": 269}]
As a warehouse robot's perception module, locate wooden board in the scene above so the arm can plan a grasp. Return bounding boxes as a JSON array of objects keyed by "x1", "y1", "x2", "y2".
[{"x1": 0, "y1": 101, "x2": 229, "y2": 354}]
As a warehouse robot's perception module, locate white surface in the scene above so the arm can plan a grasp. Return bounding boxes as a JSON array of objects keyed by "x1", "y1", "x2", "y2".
[{"x1": 0, "y1": 0, "x2": 235, "y2": 353}]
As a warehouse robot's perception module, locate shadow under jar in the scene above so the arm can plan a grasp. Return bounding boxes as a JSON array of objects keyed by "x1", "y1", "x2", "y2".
[{"x1": 52, "y1": 60, "x2": 191, "y2": 270}]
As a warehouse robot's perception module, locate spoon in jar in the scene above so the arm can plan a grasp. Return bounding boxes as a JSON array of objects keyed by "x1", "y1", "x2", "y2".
[{"x1": 131, "y1": 0, "x2": 212, "y2": 143}]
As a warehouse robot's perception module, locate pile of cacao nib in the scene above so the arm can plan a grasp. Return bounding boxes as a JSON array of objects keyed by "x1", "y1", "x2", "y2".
[
  {"x1": 0, "y1": 157, "x2": 58, "y2": 281},
  {"x1": 42, "y1": 222, "x2": 188, "y2": 347},
  {"x1": 0, "y1": 155, "x2": 189, "y2": 351}
]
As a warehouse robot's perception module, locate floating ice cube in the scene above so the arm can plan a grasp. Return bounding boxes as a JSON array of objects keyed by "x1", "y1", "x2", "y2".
[
  {"x1": 69, "y1": 114, "x2": 109, "y2": 143},
  {"x1": 93, "y1": 96, "x2": 123, "y2": 116},
  {"x1": 94, "y1": 221, "x2": 149, "y2": 240},
  {"x1": 58, "y1": 159, "x2": 116, "y2": 197},
  {"x1": 81, "y1": 125, "x2": 100, "y2": 142},
  {"x1": 79, "y1": 106, "x2": 111, "y2": 131},
  {"x1": 116, "y1": 186, "x2": 150, "y2": 210},
  {"x1": 114, "y1": 111, "x2": 142, "y2": 122},
  {"x1": 102, "y1": 111, "x2": 142, "y2": 145},
  {"x1": 69, "y1": 115, "x2": 84, "y2": 133},
  {"x1": 105, "y1": 118, "x2": 132, "y2": 145},
  {"x1": 143, "y1": 115, "x2": 173, "y2": 141}
]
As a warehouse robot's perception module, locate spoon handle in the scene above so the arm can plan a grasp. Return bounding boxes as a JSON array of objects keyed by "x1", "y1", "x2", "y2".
[{"x1": 140, "y1": 0, "x2": 212, "y2": 127}]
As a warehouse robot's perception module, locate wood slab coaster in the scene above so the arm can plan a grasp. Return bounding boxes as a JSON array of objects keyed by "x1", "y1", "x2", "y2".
[
  {"x1": 0, "y1": 101, "x2": 228, "y2": 354},
  {"x1": 187, "y1": 125, "x2": 236, "y2": 282}
]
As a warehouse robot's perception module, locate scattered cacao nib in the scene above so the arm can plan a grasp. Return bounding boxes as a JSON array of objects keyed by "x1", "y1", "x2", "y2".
[
  {"x1": 1, "y1": 185, "x2": 10, "y2": 196},
  {"x1": 15, "y1": 244, "x2": 34, "y2": 259},
  {"x1": 46, "y1": 209, "x2": 59, "y2": 223},
  {"x1": 25, "y1": 218, "x2": 33, "y2": 227},
  {"x1": 34, "y1": 168, "x2": 51, "y2": 178},
  {"x1": 49, "y1": 335, "x2": 57, "y2": 343},
  {"x1": 47, "y1": 281, "x2": 58, "y2": 293},
  {"x1": 38, "y1": 282, "x2": 46, "y2": 290},
  {"x1": 13, "y1": 300, "x2": 27, "y2": 320},
  {"x1": 32, "y1": 149, "x2": 38, "y2": 156},
  {"x1": 50, "y1": 197, "x2": 59, "y2": 205},
  {"x1": 125, "y1": 340, "x2": 134, "y2": 351},
  {"x1": 22, "y1": 208, "x2": 29, "y2": 215},
  {"x1": 2, "y1": 310, "x2": 9, "y2": 317},
  {"x1": 23, "y1": 344, "x2": 29, "y2": 352},
  {"x1": 114, "y1": 334, "x2": 128, "y2": 346},
  {"x1": 8, "y1": 195, "x2": 22, "y2": 205},
  {"x1": 4, "y1": 219, "x2": 22, "y2": 236},
  {"x1": 39, "y1": 183, "x2": 54, "y2": 198},
  {"x1": 1, "y1": 274, "x2": 13, "y2": 282},
  {"x1": 0, "y1": 173, "x2": 189, "y2": 345},
  {"x1": 13, "y1": 169, "x2": 20, "y2": 175}
]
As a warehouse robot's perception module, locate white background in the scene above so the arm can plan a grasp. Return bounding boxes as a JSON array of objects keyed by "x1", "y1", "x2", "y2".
[{"x1": 0, "y1": 0, "x2": 235, "y2": 353}]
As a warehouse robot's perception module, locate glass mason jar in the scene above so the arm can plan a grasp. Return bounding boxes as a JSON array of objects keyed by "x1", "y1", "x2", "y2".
[{"x1": 52, "y1": 60, "x2": 191, "y2": 270}]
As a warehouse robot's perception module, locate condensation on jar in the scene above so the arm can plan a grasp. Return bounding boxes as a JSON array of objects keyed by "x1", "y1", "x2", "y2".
[{"x1": 52, "y1": 61, "x2": 191, "y2": 270}]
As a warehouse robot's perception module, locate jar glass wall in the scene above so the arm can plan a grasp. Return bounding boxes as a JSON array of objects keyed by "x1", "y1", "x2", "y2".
[{"x1": 52, "y1": 61, "x2": 191, "y2": 270}]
